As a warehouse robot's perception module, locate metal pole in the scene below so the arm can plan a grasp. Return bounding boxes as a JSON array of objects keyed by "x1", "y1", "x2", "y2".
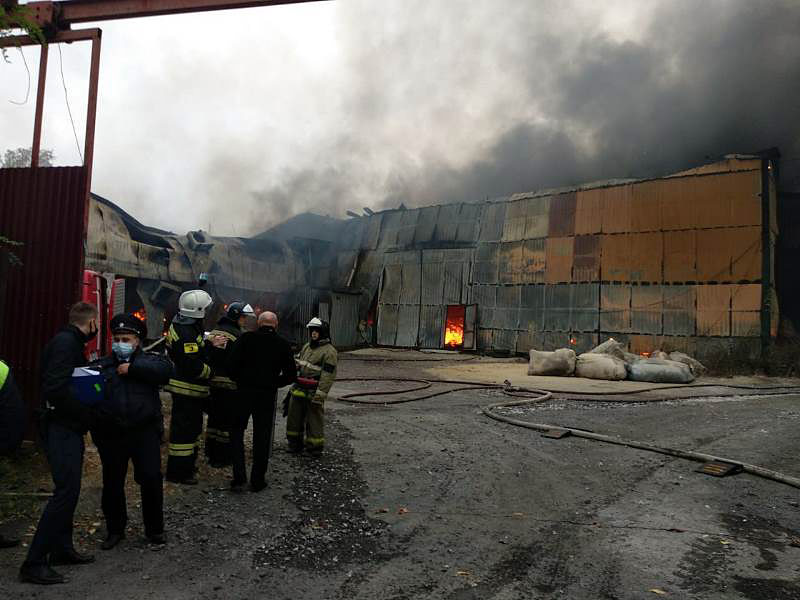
[
  {"x1": 31, "y1": 43, "x2": 49, "y2": 168},
  {"x1": 760, "y1": 158, "x2": 772, "y2": 357}
]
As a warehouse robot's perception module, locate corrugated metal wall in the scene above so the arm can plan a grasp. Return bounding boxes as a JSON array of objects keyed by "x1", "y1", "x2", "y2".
[{"x1": 0, "y1": 166, "x2": 90, "y2": 430}]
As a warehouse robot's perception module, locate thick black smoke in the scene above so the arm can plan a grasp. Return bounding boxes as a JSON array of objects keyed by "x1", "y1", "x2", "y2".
[{"x1": 245, "y1": 0, "x2": 800, "y2": 233}]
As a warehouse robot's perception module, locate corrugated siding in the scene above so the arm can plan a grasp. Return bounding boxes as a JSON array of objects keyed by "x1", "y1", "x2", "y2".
[
  {"x1": 0, "y1": 166, "x2": 89, "y2": 433},
  {"x1": 330, "y1": 292, "x2": 360, "y2": 348}
]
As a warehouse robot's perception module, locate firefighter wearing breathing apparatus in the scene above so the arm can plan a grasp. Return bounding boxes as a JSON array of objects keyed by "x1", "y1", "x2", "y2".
[
  {"x1": 286, "y1": 318, "x2": 338, "y2": 456},
  {"x1": 204, "y1": 301, "x2": 254, "y2": 467},
  {"x1": 165, "y1": 289, "x2": 214, "y2": 485}
]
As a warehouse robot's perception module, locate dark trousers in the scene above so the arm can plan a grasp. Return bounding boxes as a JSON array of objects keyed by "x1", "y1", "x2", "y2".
[
  {"x1": 231, "y1": 389, "x2": 277, "y2": 486},
  {"x1": 205, "y1": 388, "x2": 234, "y2": 466},
  {"x1": 24, "y1": 421, "x2": 84, "y2": 567},
  {"x1": 166, "y1": 393, "x2": 203, "y2": 481},
  {"x1": 93, "y1": 425, "x2": 164, "y2": 537}
]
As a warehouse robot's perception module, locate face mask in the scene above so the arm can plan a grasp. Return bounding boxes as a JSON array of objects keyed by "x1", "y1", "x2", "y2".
[
  {"x1": 86, "y1": 320, "x2": 98, "y2": 341},
  {"x1": 112, "y1": 342, "x2": 135, "y2": 361}
]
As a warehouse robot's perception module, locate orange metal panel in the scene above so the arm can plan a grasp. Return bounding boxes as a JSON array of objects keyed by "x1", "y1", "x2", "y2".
[
  {"x1": 670, "y1": 158, "x2": 761, "y2": 177},
  {"x1": 629, "y1": 334, "x2": 657, "y2": 355},
  {"x1": 522, "y1": 238, "x2": 546, "y2": 283},
  {"x1": 630, "y1": 180, "x2": 662, "y2": 232},
  {"x1": 600, "y1": 234, "x2": 631, "y2": 282},
  {"x1": 696, "y1": 228, "x2": 732, "y2": 281},
  {"x1": 728, "y1": 171, "x2": 762, "y2": 227},
  {"x1": 731, "y1": 284, "x2": 761, "y2": 311},
  {"x1": 548, "y1": 192, "x2": 576, "y2": 237},
  {"x1": 502, "y1": 199, "x2": 528, "y2": 242},
  {"x1": 696, "y1": 284, "x2": 732, "y2": 311},
  {"x1": 697, "y1": 310, "x2": 730, "y2": 336},
  {"x1": 545, "y1": 236, "x2": 574, "y2": 283},
  {"x1": 729, "y1": 226, "x2": 762, "y2": 281},
  {"x1": 663, "y1": 230, "x2": 696, "y2": 282},
  {"x1": 575, "y1": 188, "x2": 603, "y2": 235},
  {"x1": 731, "y1": 312, "x2": 760, "y2": 336},
  {"x1": 573, "y1": 235, "x2": 600, "y2": 282},
  {"x1": 629, "y1": 232, "x2": 662, "y2": 282},
  {"x1": 693, "y1": 175, "x2": 732, "y2": 229},
  {"x1": 660, "y1": 178, "x2": 695, "y2": 231},
  {"x1": 601, "y1": 185, "x2": 632, "y2": 233}
]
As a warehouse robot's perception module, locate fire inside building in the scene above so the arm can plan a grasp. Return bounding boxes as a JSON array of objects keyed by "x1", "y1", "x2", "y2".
[{"x1": 82, "y1": 153, "x2": 785, "y2": 362}]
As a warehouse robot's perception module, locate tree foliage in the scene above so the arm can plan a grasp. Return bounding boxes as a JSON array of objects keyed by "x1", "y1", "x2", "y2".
[
  {"x1": 1, "y1": 146, "x2": 55, "y2": 168},
  {"x1": 0, "y1": 2, "x2": 45, "y2": 62}
]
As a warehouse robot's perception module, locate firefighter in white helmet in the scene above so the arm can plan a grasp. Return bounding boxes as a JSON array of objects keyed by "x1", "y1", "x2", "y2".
[
  {"x1": 286, "y1": 317, "x2": 338, "y2": 456},
  {"x1": 165, "y1": 289, "x2": 214, "y2": 484}
]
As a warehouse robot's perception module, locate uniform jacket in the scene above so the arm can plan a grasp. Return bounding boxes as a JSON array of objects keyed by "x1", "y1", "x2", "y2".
[
  {"x1": 207, "y1": 317, "x2": 242, "y2": 390},
  {"x1": 295, "y1": 339, "x2": 338, "y2": 403},
  {"x1": 164, "y1": 317, "x2": 213, "y2": 398},
  {"x1": 40, "y1": 325, "x2": 93, "y2": 433},
  {"x1": 90, "y1": 349, "x2": 172, "y2": 430},
  {"x1": 0, "y1": 360, "x2": 26, "y2": 454},
  {"x1": 228, "y1": 326, "x2": 297, "y2": 392}
]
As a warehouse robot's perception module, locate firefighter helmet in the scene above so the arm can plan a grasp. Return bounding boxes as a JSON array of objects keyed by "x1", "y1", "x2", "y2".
[
  {"x1": 178, "y1": 289, "x2": 213, "y2": 319},
  {"x1": 226, "y1": 302, "x2": 255, "y2": 321},
  {"x1": 306, "y1": 317, "x2": 323, "y2": 329}
]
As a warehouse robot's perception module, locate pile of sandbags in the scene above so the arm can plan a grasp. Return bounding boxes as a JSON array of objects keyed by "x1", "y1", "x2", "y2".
[
  {"x1": 574, "y1": 352, "x2": 628, "y2": 380},
  {"x1": 528, "y1": 348, "x2": 576, "y2": 376},
  {"x1": 526, "y1": 337, "x2": 705, "y2": 383}
]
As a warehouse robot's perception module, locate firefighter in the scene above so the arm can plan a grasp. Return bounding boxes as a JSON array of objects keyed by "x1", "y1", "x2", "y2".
[
  {"x1": 204, "y1": 301, "x2": 255, "y2": 468},
  {"x1": 286, "y1": 318, "x2": 338, "y2": 456},
  {"x1": 90, "y1": 314, "x2": 172, "y2": 550},
  {"x1": 165, "y1": 289, "x2": 214, "y2": 485}
]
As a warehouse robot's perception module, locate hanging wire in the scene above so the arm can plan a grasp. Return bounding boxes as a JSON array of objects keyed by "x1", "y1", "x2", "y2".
[
  {"x1": 57, "y1": 43, "x2": 83, "y2": 163},
  {"x1": 8, "y1": 47, "x2": 31, "y2": 106}
]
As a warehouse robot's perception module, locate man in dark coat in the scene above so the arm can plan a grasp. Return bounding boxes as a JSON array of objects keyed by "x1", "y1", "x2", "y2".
[
  {"x1": 228, "y1": 311, "x2": 296, "y2": 492},
  {"x1": 90, "y1": 313, "x2": 172, "y2": 550},
  {"x1": 20, "y1": 302, "x2": 99, "y2": 585},
  {"x1": 0, "y1": 358, "x2": 26, "y2": 549}
]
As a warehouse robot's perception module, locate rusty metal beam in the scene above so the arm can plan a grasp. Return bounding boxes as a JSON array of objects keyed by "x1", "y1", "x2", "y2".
[
  {"x1": 22, "y1": 0, "x2": 327, "y2": 29},
  {"x1": 31, "y1": 43, "x2": 49, "y2": 168}
]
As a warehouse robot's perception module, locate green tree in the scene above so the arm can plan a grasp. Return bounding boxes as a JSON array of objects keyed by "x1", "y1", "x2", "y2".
[
  {"x1": 0, "y1": 2, "x2": 44, "y2": 61},
  {"x1": 1, "y1": 146, "x2": 54, "y2": 168}
]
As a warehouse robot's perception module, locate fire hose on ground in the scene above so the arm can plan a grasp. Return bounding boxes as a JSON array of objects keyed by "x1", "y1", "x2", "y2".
[{"x1": 333, "y1": 377, "x2": 800, "y2": 489}]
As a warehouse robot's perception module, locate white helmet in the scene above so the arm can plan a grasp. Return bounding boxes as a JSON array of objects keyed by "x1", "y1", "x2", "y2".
[
  {"x1": 306, "y1": 317, "x2": 323, "y2": 329},
  {"x1": 179, "y1": 289, "x2": 213, "y2": 319}
]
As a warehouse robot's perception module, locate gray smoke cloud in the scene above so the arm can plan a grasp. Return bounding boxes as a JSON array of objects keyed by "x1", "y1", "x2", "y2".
[{"x1": 3, "y1": 0, "x2": 798, "y2": 235}]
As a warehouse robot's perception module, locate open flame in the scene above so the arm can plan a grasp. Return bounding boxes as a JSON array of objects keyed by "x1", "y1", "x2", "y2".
[
  {"x1": 444, "y1": 305, "x2": 466, "y2": 348},
  {"x1": 133, "y1": 308, "x2": 147, "y2": 322}
]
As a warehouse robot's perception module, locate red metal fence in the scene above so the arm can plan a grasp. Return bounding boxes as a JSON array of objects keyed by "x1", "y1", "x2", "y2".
[{"x1": 0, "y1": 166, "x2": 90, "y2": 434}]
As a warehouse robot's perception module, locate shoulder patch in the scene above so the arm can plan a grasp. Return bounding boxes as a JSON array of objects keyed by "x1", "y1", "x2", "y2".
[
  {"x1": 184, "y1": 342, "x2": 199, "y2": 354},
  {"x1": 323, "y1": 362, "x2": 336, "y2": 373}
]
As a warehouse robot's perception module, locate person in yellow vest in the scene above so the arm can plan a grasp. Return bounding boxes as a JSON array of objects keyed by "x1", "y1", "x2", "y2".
[
  {"x1": 286, "y1": 318, "x2": 338, "y2": 457},
  {"x1": 0, "y1": 358, "x2": 25, "y2": 549},
  {"x1": 164, "y1": 290, "x2": 214, "y2": 485}
]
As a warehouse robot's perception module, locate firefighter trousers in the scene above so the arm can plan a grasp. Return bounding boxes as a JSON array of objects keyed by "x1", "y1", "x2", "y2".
[
  {"x1": 93, "y1": 425, "x2": 164, "y2": 537},
  {"x1": 286, "y1": 393, "x2": 324, "y2": 451},
  {"x1": 166, "y1": 393, "x2": 204, "y2": 481},
  {"x1": 205, "y1": 388, "x2": 234, "y2": 466}
]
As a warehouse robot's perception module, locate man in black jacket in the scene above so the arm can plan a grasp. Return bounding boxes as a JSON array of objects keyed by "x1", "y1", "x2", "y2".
[
  {"x1": 20, "y1": 302, "x2": 99, "y2": 585},
  {"x1": 91, "y1": 314, "x2": 172, "y2": 550},
  {"x1": 0, "y1": 358, "x2": 26, "y2": 549},
  {"x1": 228, "y1": 311, "x2": 296, "y2": 492}
]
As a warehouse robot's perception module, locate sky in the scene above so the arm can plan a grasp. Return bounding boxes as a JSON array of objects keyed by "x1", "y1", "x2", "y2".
[{"x1": 2, "y1": 0, "x2": 799, "y2": 236}]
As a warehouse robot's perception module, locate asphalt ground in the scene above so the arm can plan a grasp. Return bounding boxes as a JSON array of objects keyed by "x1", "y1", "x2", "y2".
[{"x1": 1, "y1": 352, "x2": 799, "y2": 599}]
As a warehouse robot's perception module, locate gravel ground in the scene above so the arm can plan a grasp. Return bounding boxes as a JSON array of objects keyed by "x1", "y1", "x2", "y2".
[{"x1": 1, "y1": 352, "x2": 799, "y2": 599}]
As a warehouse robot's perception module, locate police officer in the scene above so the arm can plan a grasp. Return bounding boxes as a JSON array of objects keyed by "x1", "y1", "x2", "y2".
[
  {"x1": 91, "y1": 314, "x2": 172, "y2": 550},
  {"x1": 205, "y1": 302, "x2": 254, "y2": 468},
  {"x1": 228, "y1": 311, "x2": 296, "y2": 491},
  {"x1": 20, "y1": 302, "x2": 99, "y2": 585},
  {"x1": 165, "y1": 289, "x2": 214, "y2": 485},
  {"x1": 286, "y1": 318, "x2": 338, "y2": 457}
]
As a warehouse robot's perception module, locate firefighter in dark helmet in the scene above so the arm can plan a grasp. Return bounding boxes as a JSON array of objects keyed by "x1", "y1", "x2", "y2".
[
  {"x1": 165, "y1": 289, "x2": 214, "y2": 485},
  {"x1": 204, "y1": 301, "x2": 254, "y2": 467},
  {"x1": 286, "y1": 318, "x2": 338, "y2": 456}
]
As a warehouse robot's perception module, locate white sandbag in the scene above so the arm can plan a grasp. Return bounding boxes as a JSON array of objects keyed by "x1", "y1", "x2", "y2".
[
  {"x1": 650, "y1": 350, "x2": 669, "y2": 360},
  {"x1": 528, "y1": 348, "x2": 576, "y2": 376},
  {"x1": 668, "y1": 351, "x2": 707, "y2": 377},
  {"x1": 628, "y1": 358, "x2": 695, "y2": 384},
  {"x1": 575, "y1": 353, "x2": 628, "y2": 380},
  {"x1": 590, "y1": 339, "x2": 626, "y2": 361}
]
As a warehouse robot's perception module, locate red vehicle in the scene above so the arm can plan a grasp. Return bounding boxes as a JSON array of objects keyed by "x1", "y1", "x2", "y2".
[{"x1": 81, "y1": 270, "x2": 125, "y2": 361}]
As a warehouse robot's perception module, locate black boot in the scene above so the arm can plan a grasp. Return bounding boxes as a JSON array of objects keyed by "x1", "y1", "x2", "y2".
[
  {"x1": 101, "y1": 533, "x2": 124, "y2": 550},
  {"x1": 19, "y1": 564, "x2": 66, "y2": 585},
  {"x1": 50, "y1": 549, "x2": 95, "y2": 565}
]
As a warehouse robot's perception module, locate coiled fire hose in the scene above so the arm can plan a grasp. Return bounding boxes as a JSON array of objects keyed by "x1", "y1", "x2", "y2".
[{"x1": 334, "y1": 377, "x2": 800, "y2": 489}]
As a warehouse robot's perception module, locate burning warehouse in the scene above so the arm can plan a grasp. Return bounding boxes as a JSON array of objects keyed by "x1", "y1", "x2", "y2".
[{"x1": 82, "y1": 152, "x2": 782, "y2": 362}]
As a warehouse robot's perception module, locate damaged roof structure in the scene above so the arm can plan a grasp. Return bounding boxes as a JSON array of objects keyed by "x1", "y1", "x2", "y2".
[{"x1": 86, "y1": 154, "x2": 781, "y2": 359}]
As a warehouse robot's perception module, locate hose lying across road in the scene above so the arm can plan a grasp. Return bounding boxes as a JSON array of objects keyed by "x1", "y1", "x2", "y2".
[{"x1": 334, "y1": 377, "x2": 800, "y2": 489}]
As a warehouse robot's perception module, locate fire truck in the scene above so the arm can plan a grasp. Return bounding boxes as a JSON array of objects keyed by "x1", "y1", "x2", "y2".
[{"x1": 80, "y1": 270, "x2": 126, "y2": 361}]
